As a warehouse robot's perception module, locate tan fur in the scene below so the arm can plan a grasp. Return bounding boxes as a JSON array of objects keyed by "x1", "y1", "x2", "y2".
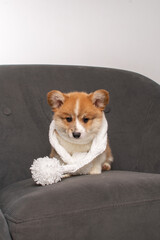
[{"x1": 48, "y1": 89, "x2": 113, "y2": 176}]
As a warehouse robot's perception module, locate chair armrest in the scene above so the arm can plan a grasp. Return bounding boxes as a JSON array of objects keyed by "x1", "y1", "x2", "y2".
[{"x1": 0, "y1": 209, "x2": 12, "y2": 240}]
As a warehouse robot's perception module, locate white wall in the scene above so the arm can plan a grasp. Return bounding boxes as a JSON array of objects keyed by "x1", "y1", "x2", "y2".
[{"x1": 0, "y1": 0, "x2": 160, "y2": 84}]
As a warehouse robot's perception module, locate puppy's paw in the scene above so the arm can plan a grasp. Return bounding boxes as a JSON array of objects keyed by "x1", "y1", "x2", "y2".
[
  {"x1": 102, "y1": 162, "x2": 111, "y2": 171},
  {"x1": 89, "y1": 167, "x2": 101, "y2": 175},
  {"x1": 62, "y1": 174, "x2": 71, "y2": 179}
]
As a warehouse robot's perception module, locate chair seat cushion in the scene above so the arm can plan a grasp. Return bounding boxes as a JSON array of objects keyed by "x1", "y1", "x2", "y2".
[{"x1": 0, "y1": 170, "x2": 160, "y2": 240}]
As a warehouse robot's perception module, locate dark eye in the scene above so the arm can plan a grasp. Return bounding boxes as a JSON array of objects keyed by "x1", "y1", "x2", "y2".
[
  {"x1": 83, "y1": 118, "x2": 89, "y2": 123},
  {"x1": 66, "y1": 117, "x2": 72, "y2": 122}
]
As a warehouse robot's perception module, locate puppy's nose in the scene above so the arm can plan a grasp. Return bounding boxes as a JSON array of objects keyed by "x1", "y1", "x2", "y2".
[{"x1": 73, "y1": 132, "x2": 81, "y2": 139}]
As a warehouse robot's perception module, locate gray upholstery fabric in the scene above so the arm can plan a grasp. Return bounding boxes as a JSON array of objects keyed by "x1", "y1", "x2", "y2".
[
  {"x1": 0, "y1": 209, "x2": 12, "y2": 240},
  {"x1": 0, "y1": 65, "x2": 160, "y2": 190},
  {"x1": 0, "y1": 171, "x2": 160, "y2": 240},
  {"x1": 0, "y1": 65, "x2": 160, "y2": 240}
]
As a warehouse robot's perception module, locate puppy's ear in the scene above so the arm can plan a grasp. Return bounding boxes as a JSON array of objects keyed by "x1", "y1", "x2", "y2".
[
  {"x1": 90, "y1": 89, "x2": 109, "y2": 110},
  {"x1": 47, "y1": 90, "x2": 67, "y2": 111}
]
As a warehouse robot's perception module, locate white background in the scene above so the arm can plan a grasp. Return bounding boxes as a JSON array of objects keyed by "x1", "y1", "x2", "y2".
[{"x1": 0, "y1": 0, "x2": 160, "y2": 84}]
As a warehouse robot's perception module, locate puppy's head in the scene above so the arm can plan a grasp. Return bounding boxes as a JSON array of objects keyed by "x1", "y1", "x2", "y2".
[{"x1": 47, "y1": 90, "x2": 109, "y2": 144}]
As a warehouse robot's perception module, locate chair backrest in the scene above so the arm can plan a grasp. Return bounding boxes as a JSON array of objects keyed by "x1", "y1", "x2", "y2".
[{"x1": 0, "y1": 65, "x2": 160, "y2": 189}]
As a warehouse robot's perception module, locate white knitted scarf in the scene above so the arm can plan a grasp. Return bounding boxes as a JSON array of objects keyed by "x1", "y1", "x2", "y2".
[{"x1": 31, "y1": 113, "x2": 108, "y2": 185}]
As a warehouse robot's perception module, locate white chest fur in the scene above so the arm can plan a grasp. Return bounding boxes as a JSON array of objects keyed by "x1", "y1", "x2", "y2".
[{"x1": 56, "y1": 133, "x2": 92, "y2": 155}]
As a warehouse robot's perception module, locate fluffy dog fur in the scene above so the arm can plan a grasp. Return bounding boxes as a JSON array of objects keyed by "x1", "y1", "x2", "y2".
[{"x1": 47, "y1": 89, "x2": 113, "y2": 176}]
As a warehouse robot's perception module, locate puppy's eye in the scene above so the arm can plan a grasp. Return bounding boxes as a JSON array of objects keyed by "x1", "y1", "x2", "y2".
[
  {"x1": 83, "y1": 118, "x2": 89, "y2": 123},
  {"x1": 66, "y1": 117, "x2": 72, "y2": 122}
]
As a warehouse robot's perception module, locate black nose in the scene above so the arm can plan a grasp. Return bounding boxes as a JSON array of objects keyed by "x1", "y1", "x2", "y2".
[{"x1": 73, "y1": 132, "x2": 81, "y2": 139}]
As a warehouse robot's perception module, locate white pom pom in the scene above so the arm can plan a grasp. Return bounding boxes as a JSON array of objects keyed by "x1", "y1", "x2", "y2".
[{"x1": 30, "y1": 157, "x2": 63, "y2": 186}]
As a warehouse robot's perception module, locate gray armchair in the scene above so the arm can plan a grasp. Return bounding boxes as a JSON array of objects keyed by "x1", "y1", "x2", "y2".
[{"x1": 0, "y1": 65, "x2": 160, "y2": 240}]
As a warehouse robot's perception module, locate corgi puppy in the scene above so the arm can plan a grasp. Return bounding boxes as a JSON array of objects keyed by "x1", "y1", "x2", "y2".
[{"x1": 47, "y1": 89, "x2": 113, "y2": 176}]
